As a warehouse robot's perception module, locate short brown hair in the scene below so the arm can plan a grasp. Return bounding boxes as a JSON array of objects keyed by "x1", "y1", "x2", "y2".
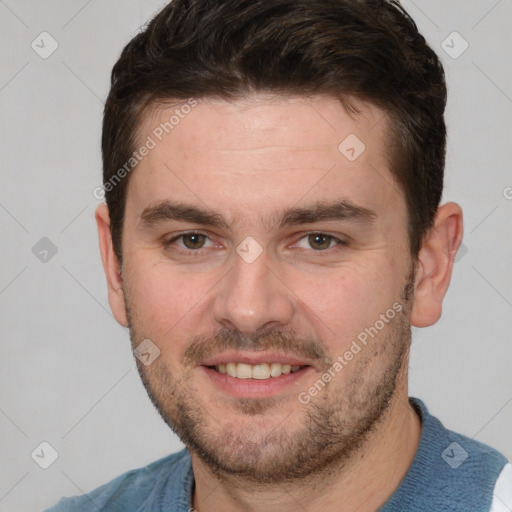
[{"x1": 102, "y1": 0, "x2": 447, "y2": 263}]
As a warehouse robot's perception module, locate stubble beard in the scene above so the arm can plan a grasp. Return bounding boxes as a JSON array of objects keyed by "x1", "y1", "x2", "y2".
[{"x1": 125, "y1": 276, "x2": 414, "y2": 485}]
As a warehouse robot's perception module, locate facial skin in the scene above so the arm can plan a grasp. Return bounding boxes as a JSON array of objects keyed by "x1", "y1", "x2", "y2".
[{"x1": 96, "y1": 94, "x2": 463, "y2": 511}]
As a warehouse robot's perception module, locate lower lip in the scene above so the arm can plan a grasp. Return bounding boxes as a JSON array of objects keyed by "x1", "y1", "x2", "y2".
[{"x1": 201, "y1": 366, "x2": 313, "y2": 398}]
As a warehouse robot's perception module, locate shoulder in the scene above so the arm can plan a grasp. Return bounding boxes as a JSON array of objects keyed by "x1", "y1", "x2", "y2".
[
  {"x1": 410, "y1": 397, "x2": 508, "y2": 477},
  {"x1": 379, "y1": 398, "x2": 509, "y2": 512},
  {"x1": 44, "y1": 448, "x2": 192, "y2": 512}
]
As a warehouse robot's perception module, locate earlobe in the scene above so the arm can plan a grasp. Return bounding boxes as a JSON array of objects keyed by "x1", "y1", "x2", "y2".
[
  {"x1": 410, "y1": 202, "x2": 464, "y2": 328},
  {"x1": 95, "y1": 203, "x2": 128, "y2": 327}
]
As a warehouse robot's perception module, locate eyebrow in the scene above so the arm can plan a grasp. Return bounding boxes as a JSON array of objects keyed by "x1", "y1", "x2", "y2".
[
  {"x1": 138, "y1": 199, "x2": 377, "y2": 231},
  {"x1": 139, "y1": 202, "x2": 229, "y2": 230},
  {"x1": 275, "y1": 201, "x2": 377, "y2": 228}
]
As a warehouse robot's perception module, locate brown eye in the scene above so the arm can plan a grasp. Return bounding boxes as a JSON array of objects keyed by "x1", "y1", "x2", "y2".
[
  {"x1": 307, "y1": 233, "x2": 333, "y2": 250},
  {"x1": 182, "y1": 233, "x2": 207, "y2": 249}
]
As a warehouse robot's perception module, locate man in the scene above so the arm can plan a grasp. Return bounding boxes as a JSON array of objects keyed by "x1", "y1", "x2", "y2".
[{"x1": 46, "y1": 0, "x2": 511, "y2": 510}]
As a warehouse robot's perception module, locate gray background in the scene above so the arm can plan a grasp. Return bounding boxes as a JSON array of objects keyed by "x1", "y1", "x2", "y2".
[{"x1": 0, "y1": 1, "x2": 511, "y2": 510}]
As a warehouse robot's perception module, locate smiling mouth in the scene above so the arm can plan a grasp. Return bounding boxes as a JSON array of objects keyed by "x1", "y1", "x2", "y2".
[{"x1": 207, "y1": 362, "x2": 308, "y2": 380}]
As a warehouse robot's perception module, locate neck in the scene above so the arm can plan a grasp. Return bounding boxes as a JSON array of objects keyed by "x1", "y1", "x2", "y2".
[{"x1": 190, "y1": 383, "x2": 421, "y2": 512}]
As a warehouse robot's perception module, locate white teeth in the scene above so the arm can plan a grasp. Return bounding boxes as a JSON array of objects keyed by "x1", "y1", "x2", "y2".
[
  {"x1": 236, "y1": 363, "x2": 253, "y2": 379},
  {"x1": 270, "y1": 362, "x2": 282, "y2": 377},
  {"x1": 252, "y1": 364, "x2": 271, "y2": 379},
  {"x1": 213, "y1": 362, "x2": 305, "y2": 379},
  {"x1": 226, "y1": 362, "x2": 237, "y2": 377}
]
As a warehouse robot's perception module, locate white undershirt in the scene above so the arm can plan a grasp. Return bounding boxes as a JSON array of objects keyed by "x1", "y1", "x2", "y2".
[{"x1": 490, "y1": 463, "x2": 512, "y2": 512}]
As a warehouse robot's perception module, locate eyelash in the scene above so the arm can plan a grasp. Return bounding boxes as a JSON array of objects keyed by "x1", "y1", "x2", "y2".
[{"x1": 164, "y1": 231, "x2": 348, "y2": 256}]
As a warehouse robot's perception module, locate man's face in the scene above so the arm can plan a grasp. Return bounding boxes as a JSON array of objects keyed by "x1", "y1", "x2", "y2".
[{"x1": 118, "y1": 94, "x2": 415, "y2": 482}]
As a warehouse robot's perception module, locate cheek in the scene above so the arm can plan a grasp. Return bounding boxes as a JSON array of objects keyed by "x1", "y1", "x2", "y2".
[
  {"x1": 290, "y1": 261, "x2": 400, "y2": 348},
  {"x1": 124, "y1": 258, "x2": 211, "y2": 344}
]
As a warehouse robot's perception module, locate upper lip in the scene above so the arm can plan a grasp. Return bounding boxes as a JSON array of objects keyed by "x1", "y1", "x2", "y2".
[{"x1": 199, "y1": 351, "x2": 315, "y2": 368}]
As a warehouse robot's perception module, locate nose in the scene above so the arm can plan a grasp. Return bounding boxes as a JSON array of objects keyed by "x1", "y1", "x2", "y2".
[{"x1": 212, "y1": 248, "x2": 295, "y2": 335}]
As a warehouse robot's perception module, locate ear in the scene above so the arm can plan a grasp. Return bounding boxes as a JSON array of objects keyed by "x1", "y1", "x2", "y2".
[
  {"x1": 95, "y1": 203, "x2": 128, "y2": 327},
  {"x1": 410, "y1": 202, "x2": 464, "y2": 328}
]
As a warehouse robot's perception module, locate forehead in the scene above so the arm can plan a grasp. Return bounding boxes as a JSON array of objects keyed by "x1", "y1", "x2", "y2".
[
  {"x1": 139, "y1": 93, "x2": 388, "y2": 157},
  {"x1": 127, "y1": 94, "x2": 402, "y2": 228}
]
